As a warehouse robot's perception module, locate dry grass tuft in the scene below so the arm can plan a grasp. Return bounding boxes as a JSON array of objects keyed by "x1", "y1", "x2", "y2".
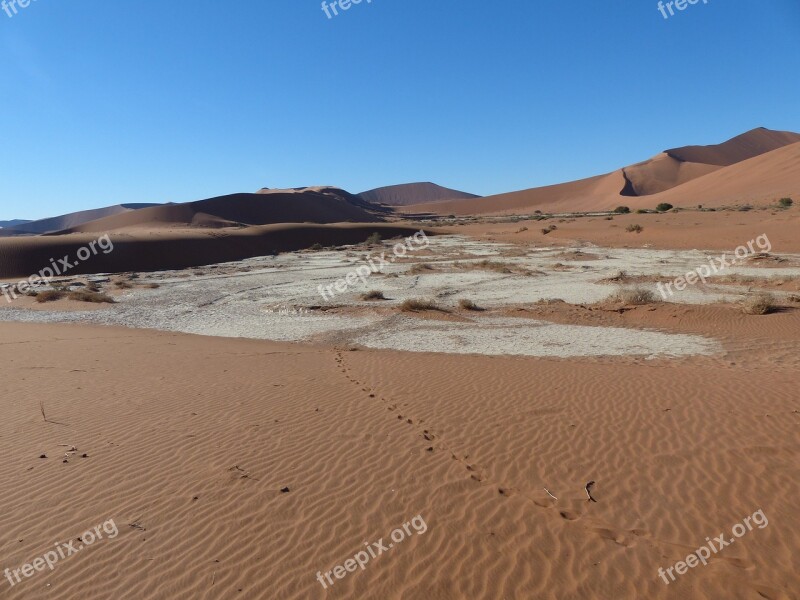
[
  {"x1": 626, "y1": 224, "x2": 643, "y2": 233},
  {"x1": 400, "y1": 298, "x2": 441, "y2": 312},
  {"x1": 35, "y1": 290, "x2": 66, "y2": 303},
  {"x1": 408, "y1": 263, "x2": 435, "y2": 275},
  {"x1": 458, "y1": 298, "x2": 483, "y2": 311},
  {"x1": 361, "y1": 290, "x2": 386, "y2": 301},
  {"x1": 67, "y1": 290, "x2": 116, "y2": 304},
  {"x1": 607, "y1": 287, "x2": 657, "y2": 305},
  {"x1": 741, "y1": 293, "x2": 777, "y2": 315}
]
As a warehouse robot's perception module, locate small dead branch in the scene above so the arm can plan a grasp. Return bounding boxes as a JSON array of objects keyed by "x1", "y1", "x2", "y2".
[
  {"x1": 544, "y1": 488, "x2": 558, "y2": 500},
  {"x1": 585, "y1": 481, "x2": 598, "y2": 503}
]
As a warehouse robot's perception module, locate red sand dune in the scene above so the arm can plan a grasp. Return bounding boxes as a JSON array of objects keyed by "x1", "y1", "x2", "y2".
[
  {"x1": 60, "y1": 188, "x2": 387, "y2": 234},
  {"x1": 404, "y1": 128, "x2": 800, "y2": 215},
  {"x1": 0, "y1": 204, "x2": 160, "y2": 237},
  {"x1": 359, "y1": 182, "x2": 480, "y2": 206}
]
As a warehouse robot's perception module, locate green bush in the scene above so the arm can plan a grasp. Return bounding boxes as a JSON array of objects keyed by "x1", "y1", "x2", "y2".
[
  {"x1": 614, "y1": 206, "x2": 631, "y2": 214},
  {"x1": 779, "y1": 197, "x2": 793, "y2": 208},
  {"x1": 656, "y1": 203, "x2": 673, "y2": 212}
]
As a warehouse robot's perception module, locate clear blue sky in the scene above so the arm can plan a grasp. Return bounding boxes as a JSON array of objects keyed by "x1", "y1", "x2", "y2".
[{"x1": 1, "y1": 0, "x2": 799, "y2": 220}]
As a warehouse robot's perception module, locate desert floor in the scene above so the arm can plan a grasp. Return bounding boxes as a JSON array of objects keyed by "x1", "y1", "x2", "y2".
[{"x1": 1, "y1": 215, "x2": 798, "y2": 600}]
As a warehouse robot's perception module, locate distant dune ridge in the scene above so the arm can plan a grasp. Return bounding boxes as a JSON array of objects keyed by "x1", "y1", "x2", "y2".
[
  {"x1": 358, "y1": 182, "x2": 480, "y2": 206},
  {"x1": 0, "y1": 204, "x2": 160, "y2": 237},
  {"x1": 60, "y1": 187, "x2": 388, "y2": 234},
  {"x1": 405, "y1": 127, "x2": 800, "y2": 215},
  {"x1": 1, "y1": 127, "x2": 799, "y2": 278},
  {"x1": 0, "y1": 219, "x2": 32, "y2": 229},
  {"x1": 0, "y1": 187, "x2": 412, "y2": 278}
]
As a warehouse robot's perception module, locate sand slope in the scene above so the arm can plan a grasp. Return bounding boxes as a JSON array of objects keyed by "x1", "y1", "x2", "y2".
[
  {"x1": 406, "y1": 129, "x2": 800, "y2": 215},
  {"x1": 59, "y1": 188, "x2": 387, "y2": 234},
  {"x1": 0, "y1": 224, "x2": 432, "y2": 279},
  {"x1": 0, "y1": 205, "x2": 160, "y2": 237},
  {"x1": 359, "y1": 183, "x2": 480, "y2": 206}
]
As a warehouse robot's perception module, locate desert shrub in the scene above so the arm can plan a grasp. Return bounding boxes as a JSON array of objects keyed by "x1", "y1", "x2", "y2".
[
  {"x1": 400, "y1": 298, "x2": 440, "y2": 312},
  {"x1": 779, "y1": 197, "x2": 793, "y2": 208},
  {"x1": 309, "y1": 243, "x2": 324, "y2": 251},
  {"x1": 458, "y1": 298, "x2": 483, "y2": 311},
  {"x1": 365, "y1": 232, "x2": 382, "y2": 246},
  {"x1": 608, "y1": 287, "x2": 657, "y2": 305},
  {"x1": 35, "y1": 290, "x2": 66, "y2": 303},
  {"x1": 656, "y1": 203, "x2": 673, "y2": 212},
  {"x1": 408, "y1": 263, "x2": 434, "y2": 274},
  {"x1": 114, "y1": 280, "x2": 133, "y2": 289},
  {"x1": 145, "y1": 283, "x2": 160, "y2": 289},
  {"x1": 738, "y1": 205, "x2": 753, "y2": 212},
  {"x1": 741, "y1": 293, "x2": 776, "y2": 315},
  {"x1": 636, "y1": 209, "x2": 648, "y2": 214},
  {"x1": 361, "y1": 290, "x2": 385, "y2": 300},
  {"x1": 626, "y1": 224, "x2": 643, "y2": 233},
  {"x1": 67, "y1": 291, "x2": 116, "y2": 304},
  {"x1": 614, "y1": 206, "x2": 631, "y2": 214}
]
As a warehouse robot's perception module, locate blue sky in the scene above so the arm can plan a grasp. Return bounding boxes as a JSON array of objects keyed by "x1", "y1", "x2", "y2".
[{"x1": 1, "y1": 0, "x2": 799, "y2": 220}]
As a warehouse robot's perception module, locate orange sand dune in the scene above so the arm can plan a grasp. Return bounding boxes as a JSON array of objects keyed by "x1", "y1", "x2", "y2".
[
  {"x1": 359, "y1": 182, "x2": 480, "y2": 206},
  {"x1": 650, "y1": 142, "x2": 800, "y2": 208},
  {"x1": 60, "y1": 188, "x2": 387, "y2": 234},
  {"x1": 665, "y1": 127, "x2": 800, "y2": 165},
  {"x1": 406, "y1": 129, "x2": 800, "y2": 216}
]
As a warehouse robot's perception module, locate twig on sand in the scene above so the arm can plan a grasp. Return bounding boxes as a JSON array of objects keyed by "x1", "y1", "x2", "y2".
[
  {"x1": 544, "y1": 488, "x2": 558, "y2": 500},
  {"x1": 40, "y1": 402, "x2": 47, "y2": 422},
  {"x1": 585, "y1": 481, "x2": 598, "y2": 503}
]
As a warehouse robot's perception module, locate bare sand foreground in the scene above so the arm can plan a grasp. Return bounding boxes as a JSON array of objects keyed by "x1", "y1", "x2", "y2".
[{"x1": 0, "y1": 296, "x2": 798, "y2": 600}]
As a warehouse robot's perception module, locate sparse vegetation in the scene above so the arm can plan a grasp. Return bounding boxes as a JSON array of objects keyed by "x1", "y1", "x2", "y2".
[
  {"x1": 365, "y1": 232, "x2": 382, "y2": 245},
  {"x1": 309, "y1": 243, "x2": 324, "y2": 251},
  {"x1": 741, "y1": 293, "x2": 777, "y2": 315},
  {"x1": 35, "y1": 290, "x2": 66, "y2": 303},
  {"x1": 778, "y1": 197, "x2": 793, "y2": 208},
  {"x1": 145, "y1": 283, "x2": 161, "y2": 289},
  {"x1": 636, "y1": 209, "x2": 649, "y2": 214},
  {"x1": 408, "y1": 263, "x2": 435, "y2": 275},
  {"x1": 458, "y1": 298, "x2": 483, "y2": 311},
  {"x1": 607, "y1": 287, "x2": 657, "y2": 305},
  {"x1": 626, "y1": 224, "x2": 643, "y2": 233},
  {"x1": 614, "y1": 206, "x2": 631, "y2": 214},
  {"x1": 361, "y1": 290, "x2": 386, "y2": 301},
  {"x1": 114, "y1": 280, "x2": 133, "y2": 289},
  {"x1": 655, "y1": 203, "x2": 673, "y2": 212},
  {"x1": 400, "y1": 298, "x2": 441, "y2": 312},
  {"x1": 67, "y1": 291, "x2": 116, "y2": 304}
]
